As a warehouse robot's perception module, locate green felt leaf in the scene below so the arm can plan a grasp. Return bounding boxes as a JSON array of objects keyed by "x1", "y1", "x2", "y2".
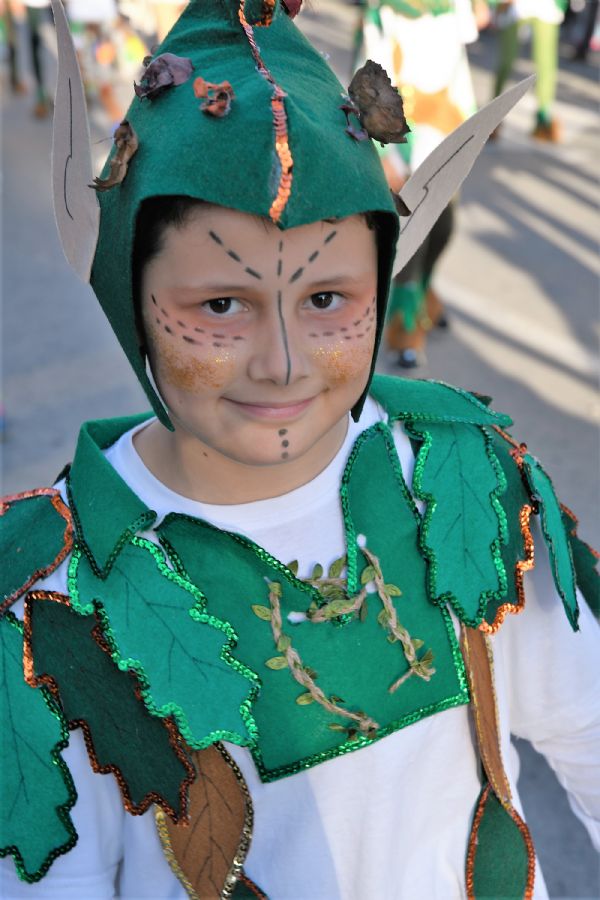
[
  {"x1": 69, "y1": 538, "x2": 259, "y2": 750},
  {"x1": 523, "y1": 455, "x2": 579, "y2": 630},
  {"x1": 408, "y1": 422, "x2": 507, "y2": 627},
  {"x1": 561, "y1": 508, "x2": 599, "y2": 618},
  {"x1": 28, "y1": 595, "x2": 194, "y2": 819},
  {"x1": 470, "y1": 786, "x2": 533, "y2": 899},
  {"x1": 482, "y1": 429, "x2": 535, "y2": 630},
  {"x1": 0, "y1": 613, "x2": 77, "y2": 882},
  {"x1": 0, "y1": 491, "x2": 71, "y2": 614}
]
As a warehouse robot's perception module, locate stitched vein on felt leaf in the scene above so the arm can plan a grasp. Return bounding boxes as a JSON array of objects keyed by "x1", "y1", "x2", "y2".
[{"x1": 75, "y1": 542, "x2": 257, "y2": 745}]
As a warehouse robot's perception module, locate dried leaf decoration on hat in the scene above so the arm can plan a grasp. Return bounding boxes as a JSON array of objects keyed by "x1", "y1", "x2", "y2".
[
  {"x1": 134, "y1": 53, "x2": 194, "y2": 102},
  {"x1": 342, "y1": 60, "x2": 410, "y2": 145},
  {"x1": 281, "y1": 0, "x2": 303, "y2": 17},
  {"x1": 91, "y1": 121, "x2": 139, "y2": 192},
  {"x1": 193, "y1": 77, "x2": 235, "y2": 118}
]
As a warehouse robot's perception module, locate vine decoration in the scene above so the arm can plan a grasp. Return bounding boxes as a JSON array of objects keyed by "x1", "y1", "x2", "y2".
[{"x1": 251, "y1": 544, "x2": 435, "y2": 741}]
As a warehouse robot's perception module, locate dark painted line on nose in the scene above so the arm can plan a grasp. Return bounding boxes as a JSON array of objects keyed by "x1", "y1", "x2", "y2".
[{"x1": 277, "y1": 289, "x2": 292, "y2": 386}]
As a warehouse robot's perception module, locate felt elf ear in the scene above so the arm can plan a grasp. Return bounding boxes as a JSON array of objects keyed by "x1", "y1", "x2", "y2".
[
  {"x1": 392, "y1": 76, "x2": 534, "y2": 277},
  {"x1": 51, "y1": 0, "x2": 100, "y2": 283}
]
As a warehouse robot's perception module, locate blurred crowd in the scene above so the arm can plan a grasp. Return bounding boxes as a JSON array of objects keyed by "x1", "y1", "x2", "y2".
[{"x1": 1, "y1": 0, "x2": 185, "y2": 123}]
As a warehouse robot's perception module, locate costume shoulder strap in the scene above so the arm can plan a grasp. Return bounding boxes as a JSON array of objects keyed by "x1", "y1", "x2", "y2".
[{"x1": 0, "y1": 488, "x2": 73, "y2": 615}]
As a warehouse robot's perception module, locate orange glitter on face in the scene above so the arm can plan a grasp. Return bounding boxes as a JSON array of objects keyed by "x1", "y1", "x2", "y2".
[
  {"x1": 152, "y1": 330, "x2": 236, "y2": 392},
  {"x1": 311, "y1": 341, "x2": 373, "y2": 388}
]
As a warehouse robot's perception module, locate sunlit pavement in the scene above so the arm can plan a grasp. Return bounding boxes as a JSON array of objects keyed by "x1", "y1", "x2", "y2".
[{"x1": 2, "y1": 4, "x2": 599, "y2": 895}]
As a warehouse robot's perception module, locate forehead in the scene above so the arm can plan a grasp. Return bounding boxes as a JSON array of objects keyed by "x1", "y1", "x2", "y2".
[{"x1": 156, "y1": 204, "x2": 376, "y2": 270}]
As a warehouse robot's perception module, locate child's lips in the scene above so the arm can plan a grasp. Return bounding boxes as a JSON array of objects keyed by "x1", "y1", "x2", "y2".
[{"x1": 225, "y1": 397, "x2": 316, "y2": 419}]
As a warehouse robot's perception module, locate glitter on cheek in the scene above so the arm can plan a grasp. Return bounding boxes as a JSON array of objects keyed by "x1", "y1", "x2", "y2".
[
  {"x1": 150, "y1": 327, "x2": 237, "y2": 391},
  {"x1": 311, "y1": 339, "x2": 373, "y2": 387}
]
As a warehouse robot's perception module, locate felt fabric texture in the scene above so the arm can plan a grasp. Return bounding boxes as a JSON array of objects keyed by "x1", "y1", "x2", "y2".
[
  {"x1": 158, "y1": 419, "x2": 469, "y2": 780},
  {"x1": 482, "y1": 428, "x2": 534, "y2": 630},
  {"x1": 28, "y1": 594, "x2": 194, "y2": 819},
  {"x1": 90, "y1": 0, "x2": 399, "y2": 428},
  {"x1": 522, "y1": 453, "x2": 579, "y2": 630},
  {"x1": 369, "y1": 376, "x2": 512, "y2": 426},
  {"x1": 0, "y1": 614, "x2": 76, "y2": 882},
  {"x1": 561, "y1": 507, "x2": 599, "y2": 618},
  {"x1": 469, "y1": 784, "x2": 533, "y2": 899},
  {"x1": 406, "y1": 421, "x2": 507, "y2": 628},
  {"x1": 0, "y1": 490, "x2": 72, "y2": 612},
  {"x1": 70, "y1": 538, "x2": 259, "y2": 750}
]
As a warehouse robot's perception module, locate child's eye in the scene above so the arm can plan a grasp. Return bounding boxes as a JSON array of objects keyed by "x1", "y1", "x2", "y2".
[
  {"x1": 306, "y1": 292, "x2": 344, "y2": 311},
  {"x1": 202, "y1": 298, "x2": 244, "y2": 315}
]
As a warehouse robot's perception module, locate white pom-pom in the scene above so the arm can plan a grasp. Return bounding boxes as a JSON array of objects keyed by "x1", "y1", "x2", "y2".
[
  {"x1": 356, "y1": 534, "x2": 367, "y2": 548},
  {"x1": 287, "y1": 611, "x2": 307, "y2": 625}
]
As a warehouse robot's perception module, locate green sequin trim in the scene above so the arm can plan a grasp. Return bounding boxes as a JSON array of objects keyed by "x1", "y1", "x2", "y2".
[
  {"x1": 68, "y1": 537, "x2": 261, "y2": 751},
  {"x1": 340, "y1": 420, "x2": 422, "y2": 600},
  {"x1": 405, "y1": 422, "x2": 509, "y2": 628},
  {"x1": 0, "y1": 613, "x2": 78, "y2": 883},
  {"x1": 249, "y1": 605, "x2": 469, "y2": 783},
  {"x1": 65, "y1": 475, "x2": 156, "y2": 579},
  {"x1": 379, "y1": 380, "x2": 512, "y2": 427}
]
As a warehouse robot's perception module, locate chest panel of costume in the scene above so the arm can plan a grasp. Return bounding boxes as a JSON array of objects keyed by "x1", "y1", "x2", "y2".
[{"x1": 70, "y1": 422, "x2": 469, "y2": 783}]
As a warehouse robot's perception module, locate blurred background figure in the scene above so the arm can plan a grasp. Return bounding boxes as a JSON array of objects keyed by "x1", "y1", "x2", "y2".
[
  {"x1": 149, "y1": 0, "x2": 186, "y2": 41},
  {"x1": 66, "y1": 0, "x2": 123, "y2": 127},
  {"x1": 492, "y1": 0, "x2": 566, "y2": 142},
  {"x1": 357, "y1": 0, "x2": 489, "y2": 368},
  {"x1": 1, "y1": 0, "x2": 53, "y2": 115}
]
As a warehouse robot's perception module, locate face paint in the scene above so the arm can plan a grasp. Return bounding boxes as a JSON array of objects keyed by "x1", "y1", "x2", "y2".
[{"x1": 140, "y1": 206, "x2": 377, "y2": 487}]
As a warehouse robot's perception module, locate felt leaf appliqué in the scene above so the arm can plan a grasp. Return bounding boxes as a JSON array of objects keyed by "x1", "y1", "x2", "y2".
[
  {"x1": 522, "y1": 454, "x2": 579, "y2": 630},
  {"x1": 25, "y1": 593, "x2": 195, "y2": 820},
  {"x1": 0, "y1": 613, "x2": 76, "y2": 882},
  {"x1": 0, "y1": 489, "x2": 73, "y2": 615},
  {"x1": 69, "y1": 538, "x2": 259, "y2": 749},
  {"x1": 408, "y1": 422, "x2": 508, "y2": 626}
]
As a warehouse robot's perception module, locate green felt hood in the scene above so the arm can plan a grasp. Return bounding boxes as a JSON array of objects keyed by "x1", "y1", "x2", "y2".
[{"x1": 90, "y1": 0, "x2": 399, "y2": 428}]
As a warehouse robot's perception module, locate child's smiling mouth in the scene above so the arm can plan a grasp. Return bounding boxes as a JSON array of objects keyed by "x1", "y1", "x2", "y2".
[{"x1": 224, "y1": 397, "x2": 317, "y2": 420}]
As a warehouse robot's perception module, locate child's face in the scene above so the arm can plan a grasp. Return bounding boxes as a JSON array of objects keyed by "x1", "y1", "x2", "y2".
[{"x1": 141, "y1": 205, "x2": 378, "y2": 469}]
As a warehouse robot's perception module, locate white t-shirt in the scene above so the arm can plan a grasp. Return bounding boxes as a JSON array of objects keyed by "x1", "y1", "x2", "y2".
[{"x1": 2, "y1": 398, "x2": 599, "y2": 899}]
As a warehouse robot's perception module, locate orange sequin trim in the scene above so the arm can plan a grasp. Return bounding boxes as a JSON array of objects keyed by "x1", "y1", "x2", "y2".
[
  {"x1": 0, "y1": 488, "x2": 74, "y2": 616},
  {"x1": 560, "y1": 502, "x2": 600, "y2": 560},
  {"x1": 480, "y1": 504, "x2": 535, "y2": 635},
  {"x1": 238, "y1": 2, "x2": 293, "y2": 223},
  {"x1": 22, "y1": 590, "x2": 196, "y2": 823},
  {"x1": 255, "y1": 0, "x2": 276, "y2": 26},
  {"x1": 466, "y1": 783, "x2": 536, "y2": 900}
]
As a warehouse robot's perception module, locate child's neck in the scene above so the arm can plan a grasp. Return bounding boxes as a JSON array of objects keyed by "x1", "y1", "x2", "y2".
[{"x1": 133, "y1": 416, "x2": 349, "y2": 505}]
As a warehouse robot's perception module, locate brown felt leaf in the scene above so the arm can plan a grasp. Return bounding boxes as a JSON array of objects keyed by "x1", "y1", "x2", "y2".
[
  {"x1": 193, "y1": 77, "x2": 235, "y2": 118},
  {"x1": 91, "y1": 121, "x2": 139, "y2": 192},
  {"x1": 157, "y1": 743, "x2": 253, "y2": 899},
  {"x1": 347, "y1": 60, "x2": 410, "y2": 145},
  {"x1": 134, "y1": 52, "x2": 194, "y2": 101}
]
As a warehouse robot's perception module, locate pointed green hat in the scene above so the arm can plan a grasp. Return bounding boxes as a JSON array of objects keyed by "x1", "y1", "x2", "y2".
[{"x1": 56, "y1": 0, "x2": 400, "y2": 427}]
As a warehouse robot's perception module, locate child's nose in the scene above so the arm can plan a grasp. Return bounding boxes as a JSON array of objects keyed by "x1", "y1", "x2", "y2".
[{"x1": 247, "y1": 300, "x2": 310, "y2": 387}]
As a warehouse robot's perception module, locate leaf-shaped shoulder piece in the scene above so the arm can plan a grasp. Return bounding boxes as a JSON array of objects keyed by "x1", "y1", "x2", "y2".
[
  {"x1": 521, "y1": 453, "x2": 579, "y2": 631},
  {"x1": 156, "y1": 743, "x2": 261, "y2": 899},
  {"x1": 479, "y1": 428, "x2": 535, "y2": 634},
  {"x1": 560, "y1": 505, "x2": 599, "y2": 619},
  {"x1": 0, "y1": 613, "x2": 77, "y2": 882},
  {"x1": 69, "y1": 537, "x2": 260, "y2": 750},
  {"x1": 0, "y1": 489, "x2": 73, "y2": 615},
  {"x1": 24, "y1": 591, "x2": 195, "y2": 822},
  {"x1": 407, "y1": 421, "x2": 508, "y2": 627},
  {"x1": 369, "y1": 374, "x2": 512, "y2": 427}
]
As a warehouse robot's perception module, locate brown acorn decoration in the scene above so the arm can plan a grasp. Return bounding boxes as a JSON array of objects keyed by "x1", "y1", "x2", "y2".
[
  {"x1": 90, "y1": 121, "x2": 139, "y2": 192},
  {"x1": 342, "y1": 60, "x2": 410, "y2": 145}
]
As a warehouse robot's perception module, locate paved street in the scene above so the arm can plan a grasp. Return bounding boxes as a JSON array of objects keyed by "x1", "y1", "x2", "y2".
[{"x1": 1, "y1": 3, "x2": 599, "y2": 896}]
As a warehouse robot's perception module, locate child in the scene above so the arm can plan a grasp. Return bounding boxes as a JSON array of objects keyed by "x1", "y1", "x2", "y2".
[{"x1": 1, "y1": 1, "x2": 598, "y2": 897}]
